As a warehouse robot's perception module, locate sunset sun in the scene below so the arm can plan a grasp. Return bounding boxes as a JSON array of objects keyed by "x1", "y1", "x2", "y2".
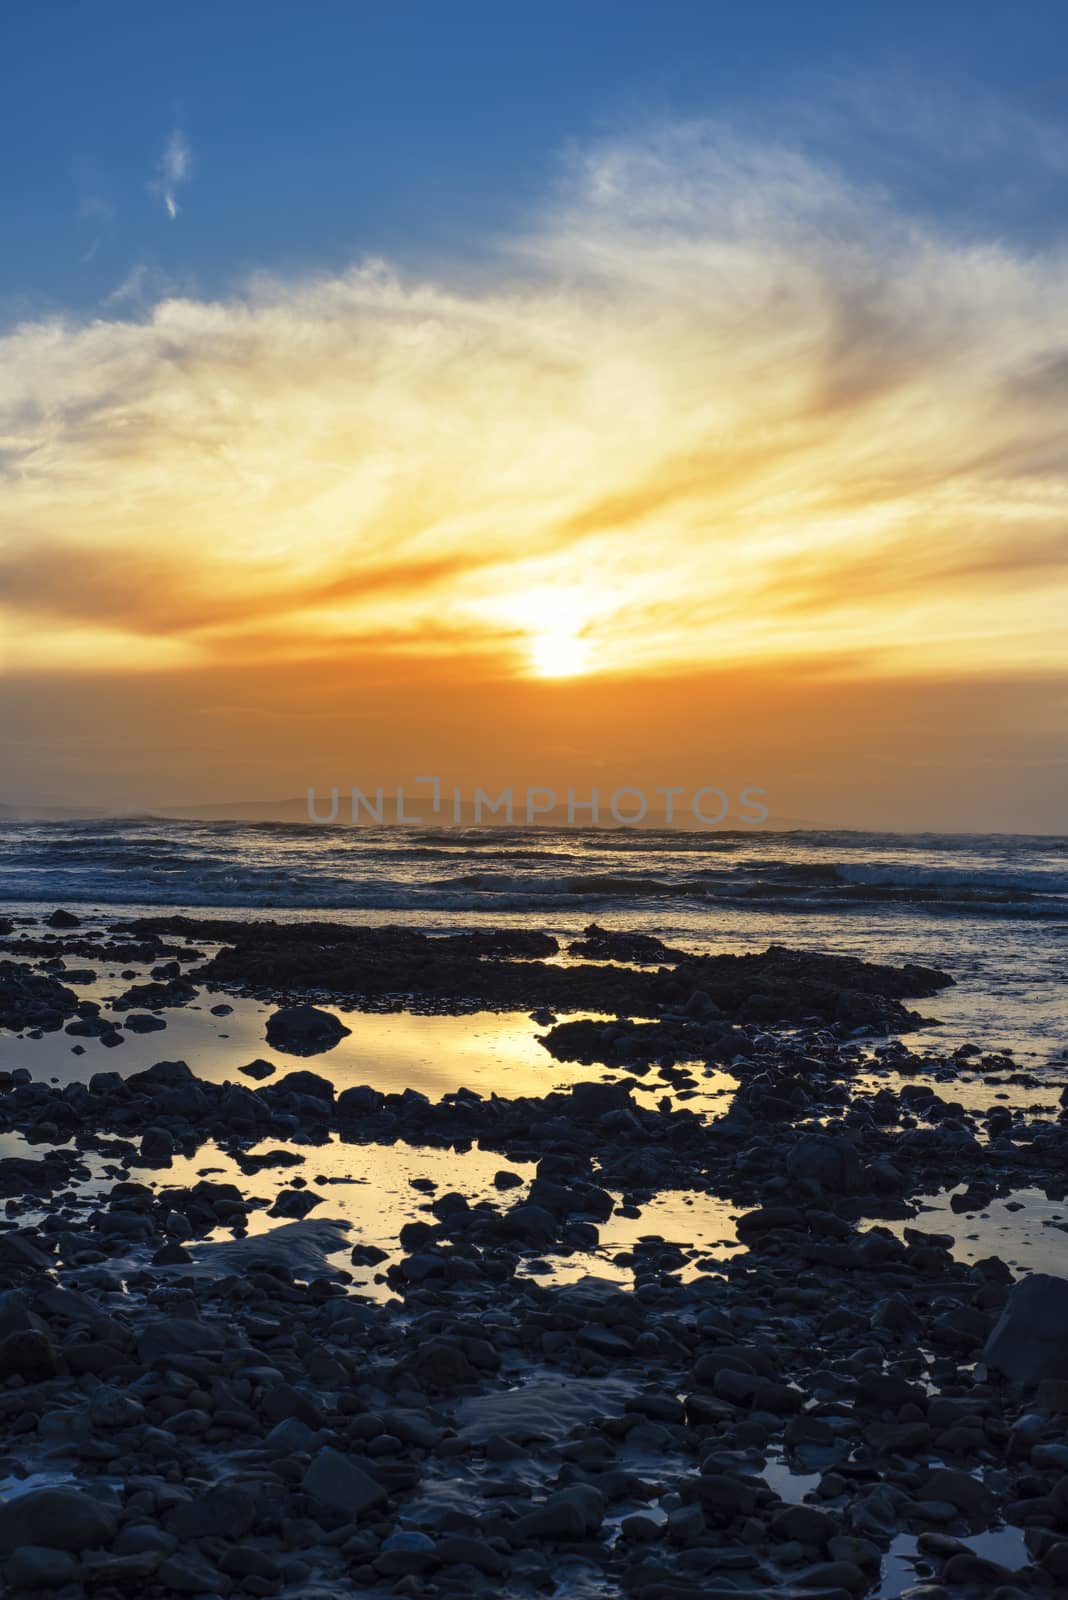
[{"x1": 529, "y1": 628, "x2": 590, "y2": 678}]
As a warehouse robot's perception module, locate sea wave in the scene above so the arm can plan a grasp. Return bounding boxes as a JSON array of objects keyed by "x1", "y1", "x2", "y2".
[{"x1": 1, "y1": 820, "x2": 1066, "y2": 919}]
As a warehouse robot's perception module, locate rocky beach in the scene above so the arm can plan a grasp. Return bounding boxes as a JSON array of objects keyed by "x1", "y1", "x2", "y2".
[
  {"x1": 1, "y1": 893, "x2": 1068, "y2": 1600},
  {"x1": 7, "y1": 2, "x2": 1068, "y2": 1591}
]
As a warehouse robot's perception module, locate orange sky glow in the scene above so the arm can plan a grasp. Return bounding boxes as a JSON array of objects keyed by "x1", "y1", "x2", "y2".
[{"x1": 2, "y1": 128, "x2": 1066, "y2": 829}]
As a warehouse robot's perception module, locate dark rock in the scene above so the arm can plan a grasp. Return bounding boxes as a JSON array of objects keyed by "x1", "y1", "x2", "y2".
[
  {"x1": 983, "y1": 1273, "x2": 1068, "y2": 1383},
  {"x1": 265, "y1": 1004, "x2": 351, "y2": 1056},
  {"x1": 0, "y1": 1487, "x2": 117, "y2": 1553},
  {"x1": 771, "y1": 1503, "x2": 839, "y2": 1546},
  {"x1": 0, "y1": 1328, "x2": 61, "y2": 1380},
  {"x1": 787, "y1": 1133, "x2": 862, "y2": 1193},
  {"x1": 0, "y1": 962, "x2": 79, "y2": 1033},
  {"x1": 238, "y1": 1057, "x2": 276, "y2": 1079},
  {"x1": 138, "y1": 1125, "x2": 174, "y2": 1164},
  {"x1": 4, "y1": 1546, "x2": 82, "y2": 1589},
  {"x1": 270, "y1": 1187, "x2": 324, "y2": 1219},
  {"x1": 271, "y1": 1067, "x2": 336, "y2": 1100},
  {"x1": 169, "y1": 1484, "x2": 257, "y2": 1540},
  {"x1": 301, "y1": 1446, "x2": 387, "y2": 1515},
  {"x1": 136, "y1": 1317, "x2": 225, "y2": 1363},
  {"x1": 124, "y1": 1013, "x2": 167, "y2": 1033}
]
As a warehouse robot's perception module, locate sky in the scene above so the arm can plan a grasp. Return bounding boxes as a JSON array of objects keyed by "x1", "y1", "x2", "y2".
[{"x1": 2, "y1": 3, "x2": 1067, "y2": 830}]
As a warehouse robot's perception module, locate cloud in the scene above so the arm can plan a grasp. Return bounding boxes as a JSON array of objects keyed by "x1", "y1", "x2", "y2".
[
  {"x1": 149, "y1": 128, "x2": 191, "y2": 220},
  {"x1": 75, "y1": 177, "x2": 115, "y2": 263},
  {"x1": 2, "y1": 118, "x2": 1068, "y2": 686}
]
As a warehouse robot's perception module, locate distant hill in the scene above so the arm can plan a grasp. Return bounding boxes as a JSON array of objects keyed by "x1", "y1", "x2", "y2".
[
  {"x1": 161, "y1": 796, "x2": 813, "y2": 830},
  {"x1": 0, "y1": 801, "x2": 111, "y2": 821},
  {"x1": 0, "y1": 794, "x2": 816, "y2": 829}
]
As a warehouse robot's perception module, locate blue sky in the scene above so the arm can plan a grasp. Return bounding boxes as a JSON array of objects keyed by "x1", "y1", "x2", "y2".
[{"x1": 4, "y1": 1, "x2": 1068, "y2": 319}]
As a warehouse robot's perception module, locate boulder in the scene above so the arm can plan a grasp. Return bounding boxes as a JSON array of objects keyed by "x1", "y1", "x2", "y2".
[
  {"x1": 272, "y1": 1068, "x2": 335, "y2": 1101},
  {"x1": 0, "y1": 1329, "x2": 61, "y2": 1380},
  {"x1": 238, "y1": 1058, "x2": 276, "y2": 1080},
  {"x1": 4, "y1": 1547, "x2": 81, "y2": 1588},
  {"x1": 46, "y1": 909, "x2": 81, "y2": 928},
  {"x1": 138, "y1": 1126, "x2": 174, "y2": 1164},
  {"x1": 302, "y1": 1446, "x2": 387, "y2": 1516},
  {"x1": 0, "y1": 1487, "x2": 117, "y2": 1553},
  {"x1": 786, "y1": 1133, "x2": 862, "y2": 1194},
  {"x1": 983, "y1": 1274, "x2": 1068, "y2": 1384},
  {"x1": 136, "y1": 1317, "x2": 225, "y2": 1363},
  {"x1": 169, "y1": 1485, "x2": 256, "y2": 1541},
  {"x1": 265, "y1": 1004, "x2": 350, "y2": 1056}
]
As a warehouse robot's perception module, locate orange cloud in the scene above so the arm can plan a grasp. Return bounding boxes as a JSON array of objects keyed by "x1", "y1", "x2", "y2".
[{"x1": 1, "y1": 122, "x2": 1067, "y2": 692}]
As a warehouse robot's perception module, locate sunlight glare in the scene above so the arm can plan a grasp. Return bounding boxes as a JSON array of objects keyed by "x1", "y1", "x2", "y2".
[{"x1": 529, "y1": 629, "x2": 590, "y2": 678}]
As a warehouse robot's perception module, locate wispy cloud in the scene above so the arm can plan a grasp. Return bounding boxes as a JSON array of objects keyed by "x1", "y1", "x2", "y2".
[
  {"x1": 2, "y1": 118, "x2": 1068, "y2": 685},
  {"x1": 149, "y1": 128, "x2": 191, "y2": 220},
  {"x1": 75, "y1": 174, "x2": 115, "y2": 263}
]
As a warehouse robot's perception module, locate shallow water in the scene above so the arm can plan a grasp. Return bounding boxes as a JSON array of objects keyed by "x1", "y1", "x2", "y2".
[
  {"x1": 874, "y1": 1524, "x2": 1030, "y2": 1597},
  {"x1": 869, "y1": 1184, "x2": 1068, "y2": 1279},
  {"x1": 4, "y1": 816, "x2": 1068, "y2": 1059}
]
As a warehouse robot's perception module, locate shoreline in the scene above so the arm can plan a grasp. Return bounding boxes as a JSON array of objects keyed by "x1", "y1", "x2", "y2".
[{"x1": 1, "y1": 908, "x2": 1068, "y2": 1596}]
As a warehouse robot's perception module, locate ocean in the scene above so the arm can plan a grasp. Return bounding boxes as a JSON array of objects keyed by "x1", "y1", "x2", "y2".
[{"x1": 1, "y1": 819, "x2": 1066, "y2": 1055}]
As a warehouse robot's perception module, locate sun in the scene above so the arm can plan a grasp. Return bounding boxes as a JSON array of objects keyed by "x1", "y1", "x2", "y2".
[
  {"x1": 473, "y1": 581, "x2": 599, "y2": 678},
  {"x1": 529, "y1": 628, "x2": 591, "y2": 678}
]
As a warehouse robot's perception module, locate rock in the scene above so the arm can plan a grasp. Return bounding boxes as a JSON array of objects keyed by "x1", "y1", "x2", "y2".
[
  {"x1": 138, "y1": 1125, "x2": 174, "y2": 1163},
  {"x1": 375, "y1": 1529, "x2": 437, "y2": 1575},
  {"x1": 136, "y1": 1317, "x2": 225, "y2": 1362},
  {"x1": 404, "y1": 1337, "x2": 480, "y2": 1388},
  {"x1": 191, "y1": 1218, "x2": 350, "y2": 1281},
  {"x1": 695, "y1": 1474, "x2": 760, "y2": 1516},
  {"x1": 261, "y1": 1380, "x2": 325, "y2": 1428},
  {"x1": 455, "y1": 1374, "x2": 634, "y2": 1444},
  {"x1": 238, "y1": 1057, "x2": 276, "y2": 1079},
  {"x1": 169, "y1": 1484, "x2": 256, "y2": 1540},
  {"x1": 0, "y1": 1328, "x2": 60, "y2": 1380},
  {"x1": 46, "y1": 909, "x2": 80, "y2": 928},
  {"x1": 916, "y1": 1468, "x2": 994, "y2": 1521},
  {"x1": 272, "y1": 1068, "x2": 335, "y2": 1101},
  {"x1": 436, "y1": 1534, "x2": 507, "y2": 1573},
  {"x1": 801, "y1": 1562, "x2": 868, "y2": 1595},
  {"x1": 113, "y1": 1524, "x2": 176, "y2": 1557},
  {"x1": 786, "y1": 1133, "x2": 861, "y2": 1193},
  {"x1": 0, "y1": 963, "x2": 79, "y2": 1033},
  {"x1": 337, "y1": 1083, "x2": 384, "y2": 1116},
  {"x1": 265, "y1": 1004, "x2": 351, "y2": 1056},
  {"x1": 264, "y1": 1416, "x2": 321, "y2": 1453},
  {"x1": 0, "y1": 1231, "x2": 52, "y2": 1270},
  {"x1": 80, "y1": 1551, "x2": 164, "y2": 1584},
  {"x1": 946, "y1": 1553, "x2": 1012, "y2": 1586},
  {"x1": 771, "y1": 1503, "x2": 839, "y2": 1547},
  {"x1": 1037, "y1": 1378, "x2": 1068, "y2": 1413},
  {"x1": 514, "y1": 1484, "x2": 604, "y2": 1540},
  {"x1": 220, "y1": 1546, "x2": 281, "y2": 1580},
  {"x1": 501, "y1": 1201, "x2": 557, "y2": 1246},
  {"x1": 88, "y1": 1385, "x2": 145, "y2": 1428},
  {"x1": 0, "y1": 1487, "x2": 118, "y2": 1553},
  {"x1": 983, "y1": 1274, "x2": 1068, "y2": 1383},
  {"x1": 123, "y1": 1012, "x2": 167, "y2": 1033},
  {"x1": 302, "y1": 1446, "x2": 387, "y2": 1516},
  {"x1": 1040, "y1": 1541, "x2": 1068, "y2": 1582},
  {"x1": 3, "y1": 1546, "x2": 82, "y2": 1588},
  {"x1": 269, "y1": 1187, "x2": 323, "y2": 1219},
  {"x1": 0, "y1": 1290, "x2": 34, "y2": 1335},
  {"x1": 157, "y1": 1551, "x2": 225, "y2": 1592}
]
